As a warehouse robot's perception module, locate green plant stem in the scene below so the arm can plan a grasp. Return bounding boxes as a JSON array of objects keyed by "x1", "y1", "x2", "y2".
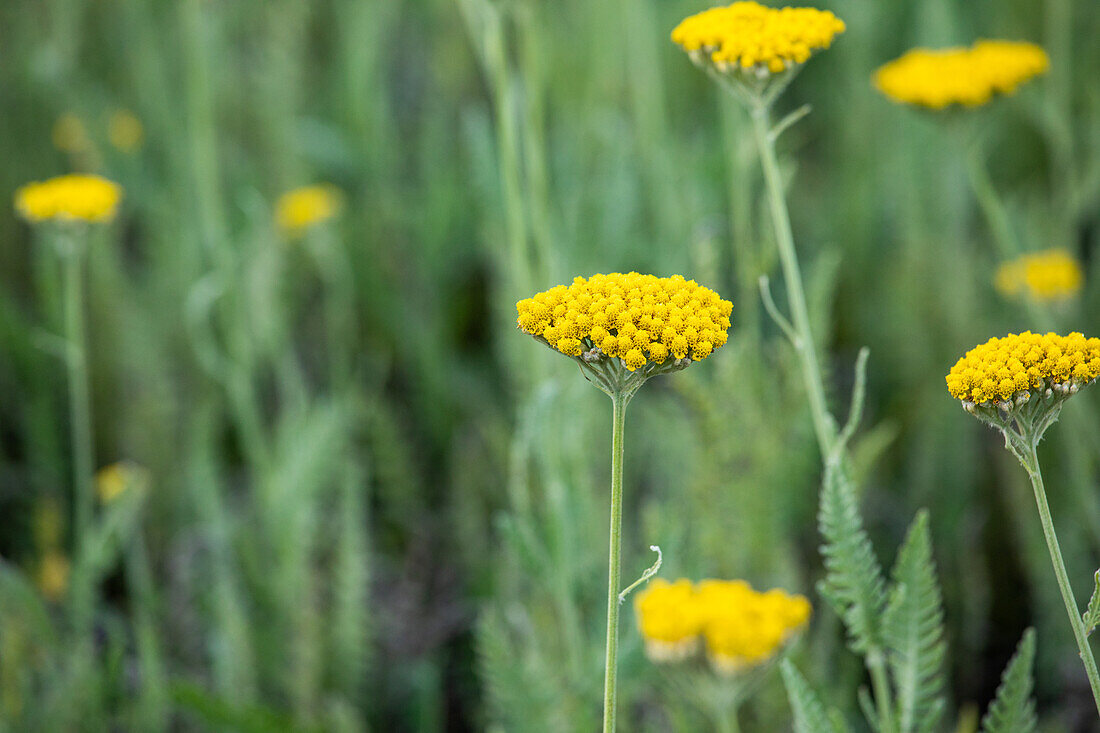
[
  {"x1": 748, "y1": 101, "x2": 834, "y2": 456},
  {"x1": 1021, "y1": 443, "x2": 1100, "y2": 716},
  {"x1": 602, "y1": 391, "x2": 628, "y2": 732},
  {"x1": 964, "y1": 149, "x2": 1018, "y2": 260},
  {"x1": 60, "y1": 235, "x2": 95, "y2": 637}
]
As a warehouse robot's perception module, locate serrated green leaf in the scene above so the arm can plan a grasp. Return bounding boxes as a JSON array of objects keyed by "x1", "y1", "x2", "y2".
[
  {"x1": 1083, "y1": 570, "x2": 1100, "y2": 636},
  {"x1": 883, "y1": 510, "x2": 947, "y2": 733},
  {"x1": 817, "y1": 457, "x2": 887, "y2": 655},
  {"x1": 781, "y1": 660, "x2": 851, "y2": 733},
  {"x1": 980, "y1": 628, "x2": 1037, "y2": 733}
]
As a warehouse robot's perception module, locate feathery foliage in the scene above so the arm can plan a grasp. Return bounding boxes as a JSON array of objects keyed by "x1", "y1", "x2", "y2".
[
  {"x1": 781, "y1": 660, "x2": 851, "y2": 733},
  {"x1": 980, "y1": 629, "x2": 1037, "y2": 733},
  {"x1": 1084, "y1": 571, "x2": 1100, "y2": 637}
]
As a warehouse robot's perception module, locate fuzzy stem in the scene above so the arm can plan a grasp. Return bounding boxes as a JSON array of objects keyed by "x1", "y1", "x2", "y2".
[
  {"x1": 602, "y1": 391, "x2": 628, "y2": 732},
  {"x1": 1021, "y1": 442, "x2": 1100, "y2": 715}
]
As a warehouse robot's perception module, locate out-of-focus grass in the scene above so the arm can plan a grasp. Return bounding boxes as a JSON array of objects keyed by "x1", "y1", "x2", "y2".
[{"x1": 0, "y1": 0, "x2": 1098, "y2": 730}]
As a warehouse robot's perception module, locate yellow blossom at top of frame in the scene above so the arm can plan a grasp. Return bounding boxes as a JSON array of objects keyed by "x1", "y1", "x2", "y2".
[
  {"x1": 672, "y1": 1, "x2": 845, "y2": 74},
  {"x1": 108, "y1": 109, "x2": 145, "y2": 153},
  {"x1": 874, "y1": 41, "x2": 1049, "y2": 110},
  {"x1": 14, "y1": 174, "x2": 123, "y2": 224},
  {"x1": 515, "y1": 272, "x2": 733, "y2": 371},
  {"x1": 52, "y1": 113, "x2": 91, "y2": 154},
  {"x1": 96, "y1": 461, "x2": 151, "y2": 504},
  {"x1": 275, "y1": 184, "x2": 344, "y2": 236},
  {"x1": 946, "y1": 331, "x2": 1100, "y2": 405},
  {"x1": 634, "y1": 577, "x2": 810, "y2": 673},
  {"x1": 994, "y1": 249, "x2": 1082, "y2": 303}
]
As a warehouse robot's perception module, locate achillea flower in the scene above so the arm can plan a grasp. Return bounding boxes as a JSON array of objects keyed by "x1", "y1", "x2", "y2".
[
  {"x1": 14, "y1": 174, "x2": 122, "y2": 224},
  {"x1": 96, "y1": 461, "x2": 151, "y2": 504},
  {"x1": 52, "y1": 113, "x2": 90, "y2": 154},
  {"x1": 108, "y1": 109, "x2": 145, "y2": 153},
  {"x1": 516, "y1": 272, "x2": 732, "y2": 386},
  {"x1": 635, "y1": 577, "x2": 810, "y2": 673},
  {"x1": 994, "y1": 249, "x2": 1082, "y2": 303},
  {"x1": 37, "y1": 551, "x2": 70, "y2": 602},
  {"x1": 874, "y1": 41, "x2": 1049, "y2": 109},
  {"x1": 672, "y1": 1, "x2": 845, "y2": 76},
  {"x1": 275, "y1": 184, "x2": 344, "y2": 236}
]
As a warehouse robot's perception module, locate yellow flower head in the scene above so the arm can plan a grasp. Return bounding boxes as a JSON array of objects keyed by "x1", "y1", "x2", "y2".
[
  {"x1": 275, "y1": 184, "x2": 344, "y2": 236},
  {"x1": 672, "y1": 1, "x2": 845, "y2": 76},
  {"x1": 994, "y1": 249, "x2": 1082, "y2": 303},
  {"x1": 516, "y1": 273, "x2": 732, "y2": 378},
  {"x1": 52, "y1": 113, "x2": 91, "y2": 154},
  {"x1": 108, "y1": 109, "x2": 145, "y2": 153},
  {"x1": 946, "y1": 331, "x2": 1100, "y2": 408},
  {"x1": 696, "y1": 580, "x2": 811, "y2": 675},
  {"x1": 95, "y1": 461, "x2": 151, "y2": 504},
  {"x1": 14, "y1": 174, "x2": 122, "y2": 224},
  {"x1": 37, "y1": 551, "x2": 71, "y2": 602},
  {"x1": 874, "y1": 40, "x2": 1049, "y2": 110},
  {"x1": 635, "y1": 579, "x2": 704, "y2": 662}
]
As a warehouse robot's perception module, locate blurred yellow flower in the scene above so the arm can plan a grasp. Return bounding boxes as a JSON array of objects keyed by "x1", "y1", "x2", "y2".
[
  {"x1": 994, "y1": 249, "x2": 1082, "y2": 302},
  {"x1": 516, "y1": 273, "x2": 732, "y2": 370},
  {"x1": 874, "y1": 41, "x2": 1049, "y2": 109},
  {"x1": 672, "y1": 1, "x2": 845, "y2": 75},
  {"x1": 108, "y1": 109, "x2": 145, "y2": 153},
  {"x1": 275, "y1": 184, "x2": 344, "y2": 235},
  {"x1": 37, "y1": 551, "x2": 70, "y2": 602},
  {"x1": 946, "y1": 331, "x2": 1100, "y2": 406},
  {"x1": 52, "y1": 113, "x2": 91, "y2": 154},
  {"x1": 95, "y1": 461, "x2": 151, "y2": 504},
  {"x1": 635, "y1": 577, "x2": 810, "y2": 673},
  {"x1": 14, "y1": 174, "x2": 123, "y2": 224}
]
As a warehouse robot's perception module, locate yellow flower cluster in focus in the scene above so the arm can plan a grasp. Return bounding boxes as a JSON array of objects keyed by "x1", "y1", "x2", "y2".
[
  {"x1": 15, "y1": 174, "x2": 123, "y2": 224},
  {"x1": 946, "y1": 332, "x2": 1100, "y2": 406},
  {"x1": 516, "y1": 273, "x2": 732, "y2": 371},
  {"x1": 635, "y1": 578, "x2": 811, "y2": 674},
  {"x1": 275, "y1": 184, "x2": 344, "y2": 236},
  {"x1": 96, "y1": 461, "x2": 151, "y2": 504},
  {"x1": 994, "y1": 249, "x2": 1082, "y2": 302},
  {"x1": 672, "y1": 1, "x2": 845, "y2": 74},
  {"x1": 874, "y1": 41, "x2": 1049, "y2": 109}
]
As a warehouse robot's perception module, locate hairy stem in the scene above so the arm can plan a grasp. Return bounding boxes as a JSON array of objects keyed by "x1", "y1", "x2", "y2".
[
  {"x1": 602, "y1": 391, "x2": 628, "y2": 732},
  {"x1": 1021, "y1": 443, "x2": 1100, "y2": 715}
]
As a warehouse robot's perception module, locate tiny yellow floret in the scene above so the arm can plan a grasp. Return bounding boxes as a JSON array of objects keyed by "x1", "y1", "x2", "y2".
[
  {"x1": 95, "y1": 461, "x2": 151, "y2": 504},
  {"x1": 37, "y1": 551, "x2": 71, "y2": 602},
  {"x1": 275, "y1": 184, "x2": 344, "y2": 235},
  {"x1": 52, "y1": 113, "x2": 90, "y2": 154},
  {"x1": 15, "y1": 174, "x2": 122, "y2": 224},
  {"x1": 994, "y1": 249, "x2": 1082, "y2": 303},
  {"x1": 874, "y1": 40, "x2": 1049, "y2": 109},
  {"x1": 108, "y1": 109, "x2": 145, "y2": 153},
  {"x1": 672, "y1": 1, "x2": 845, "y2": 76}
]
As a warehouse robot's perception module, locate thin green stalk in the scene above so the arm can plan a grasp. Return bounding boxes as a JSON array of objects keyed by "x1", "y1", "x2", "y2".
[
  {"x1": 1021, "y1": 443, "x2": 1100, "y2": 715},
  {"x1": 714, "y1": 704, "x2": 740, "y2": 733},
  {"x1": 964, "y1": 149, "x2": 1018, "y2": 260},
  {"x1": 748, "y1": 101, "x2": 834, "y2": 456},
  {"x1": 602, "y1": 391, "x2": 628, "y2": 732}
]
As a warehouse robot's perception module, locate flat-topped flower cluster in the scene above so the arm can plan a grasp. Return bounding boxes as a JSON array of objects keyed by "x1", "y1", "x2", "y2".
[
  {"x1": 875, "y1": 40, "x2": 1049, "y2": 109},
  {"x1": 515, "y1": 272, "x2": 732, "y2": 371},
  {"x1": 15, "y1": 174, "x2": 122, "y2": 224},
  {"x1": 994, "y1": 249, "x2": 1082, "y2": 302},
  {"x1": 671, "y1": 1, "x2": 845, "y2": 75},
  {"x1": 946, "y1": 331, "x2": 1100, "y2": 407},
  {"x1": 635, "y1": 578, "x2": 811, "y2": 674}
]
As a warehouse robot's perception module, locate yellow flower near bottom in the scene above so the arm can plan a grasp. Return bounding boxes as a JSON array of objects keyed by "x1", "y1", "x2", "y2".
[
  {"x1": 994, "y1": 249, "x2": 1082, "y2": 302},
  {"x1": 275, "y1": 184, "x2": 344, "y2": 235},
  {"x1": 15, "y1": 174, "x2": 122, "y2": 224},
  {"x1": 37, "y1": 551, "x2": 70, "y2": 602}
]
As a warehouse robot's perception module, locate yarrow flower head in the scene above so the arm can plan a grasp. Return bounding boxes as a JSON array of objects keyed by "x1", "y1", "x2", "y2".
[
  {"x1": 635, "y1": 578, "x2": 810, "y2": 675},
  {"x1": 96, "y1": 461, "x2": 151, "y2": 504},
  {"x1": 275, "y1": 184, "x2": 344, "y2": 236},
  {"x1": 516, "y1": 272, "x2": 732, "y2": 398},
  {"x1": 947, "y1": 331, "x2": 1100, "y2": 452},
  {"x1": 994, "y1": 249, "x2": 1082, "y2": 303},
  {"x1": 15, "y1": 174, "x2": 122, "y2": 224},
  {"x1": 874, "y1": 40, "x2": 1049, "y2": 110},
  {"x1": 108, "y1": 109, "x2": 145, "y2": 153},
  {"x1": 672, "y1": 1, "x2": 844, "y2": 91}
]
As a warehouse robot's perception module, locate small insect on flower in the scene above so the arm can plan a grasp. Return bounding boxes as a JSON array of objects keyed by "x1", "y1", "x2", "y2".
[
  {"x1": 994, "y1": 249, "x2": 1082, "y2": 303},
  {"x1": 672, "y1": 1, "x2": 845, "y2": 80},
  {"x1": 14, "y1": 174, "x2": 123, "y2": 224},
  {"x1": 874, "y1": 40, "x2": 1049, "y2": 110},
  {"x1": 95, "y1": 461, "x2": 151, "y2": 504},
  {"x1": 275, "y1": 184, "x2": 344, "y2": 236}
]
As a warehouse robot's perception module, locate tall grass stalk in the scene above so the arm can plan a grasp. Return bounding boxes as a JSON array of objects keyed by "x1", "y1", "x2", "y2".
[{"x1": 602, "y1": 391, "x2": 628, "y2": 733}]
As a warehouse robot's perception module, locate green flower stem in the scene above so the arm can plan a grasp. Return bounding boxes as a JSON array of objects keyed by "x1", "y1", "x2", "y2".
[
  {"x1": 748, "y1": 98, "x2": 896, "y2": 733},
  {"x1": 1020, "y1": 442, "x2": 1100, "y2": 715},
  {"x1": 964, "y1": 147, "x2": 1018, "y2": 260},
  {"x1": 60, "y1": 232, "x2": 95, "y2": 637},
  {"x1": 602, "y1": 390, "x2": 628, "y2": 732}
]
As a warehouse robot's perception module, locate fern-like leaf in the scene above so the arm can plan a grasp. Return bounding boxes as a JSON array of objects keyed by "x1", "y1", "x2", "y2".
[
  {"x1": 817, "y1": 456, "x2": 888, "y2": 655},
  {"x1": 883, "y1": 510, "x2": 947, "y2": 733},
  {"x1": 781, "y1": 660, "x2": 851, "y2": 733},
  {"x1": 980, "y1": 628, "x2": 1037, "y2": 733},
  {"x1": 1083, "y1": 570, "x2": 1100, "y2": 636}
]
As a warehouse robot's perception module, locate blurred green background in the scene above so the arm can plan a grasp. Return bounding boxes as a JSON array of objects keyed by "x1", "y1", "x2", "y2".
[{"x1": 1, "y1": 0, "x2": 1099, "y2": 730}]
